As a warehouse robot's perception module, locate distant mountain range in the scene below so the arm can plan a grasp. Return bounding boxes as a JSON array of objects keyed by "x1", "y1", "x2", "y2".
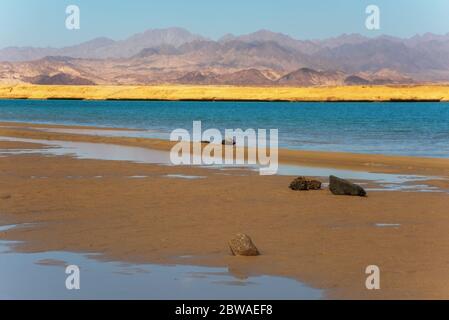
[{"x1": 1, "y1": 27, "x2": 449, "y2": 86}]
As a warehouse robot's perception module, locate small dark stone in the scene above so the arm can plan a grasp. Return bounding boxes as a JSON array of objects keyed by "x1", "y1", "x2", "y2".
[
  {"x1": 289, "y1": 177, "x2": 322, "y2": 191},
  {"x1": 329, "y1": 175, "x2": 367, "y2": 197},
  {"x1": 229, "y1": 233, "x2": 260, "y2": 256},
  {"x1": 222, "y1": 138, "x2": 236, "y2": 146}
]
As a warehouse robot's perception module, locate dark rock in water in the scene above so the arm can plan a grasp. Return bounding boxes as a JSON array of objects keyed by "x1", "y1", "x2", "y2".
[
  {"x1": 222, "y1": 138, "x2": 236, "y2": 146},
  {"x1": 289, "y1": 177, "x2": 322, "y2": 191},
  {"x1": 229, "y1": 233, "x2": 260, "y2": 256},
  {"x1": 329, "y1": 175, "x2": 367, "y2": 197}
]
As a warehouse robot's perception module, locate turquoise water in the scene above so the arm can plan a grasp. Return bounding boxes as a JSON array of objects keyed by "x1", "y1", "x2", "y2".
[{"x1": 1, "y1": 99, "x2": 449, "y2": 157}]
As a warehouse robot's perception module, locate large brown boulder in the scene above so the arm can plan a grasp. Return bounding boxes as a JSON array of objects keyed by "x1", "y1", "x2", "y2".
[
  {"x1": 289, "y1": 177, "x2": 322, "y2": 191},
  {"x1": 229, "y1": 233, "x2": 260, "y2": 256},
  {"x1": 329, "y1": 175, "x2": 367, "y2": 197}
]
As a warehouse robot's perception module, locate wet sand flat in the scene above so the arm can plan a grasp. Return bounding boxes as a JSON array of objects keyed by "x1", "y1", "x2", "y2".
[{"x1": 1, "y1": 125, "x2": 449, "y2": 299}]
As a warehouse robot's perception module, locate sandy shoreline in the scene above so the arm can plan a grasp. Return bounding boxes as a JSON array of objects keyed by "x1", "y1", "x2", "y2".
[
  {"x1": 2, "y1": 84, "x2": 449, "y2": 102},
  {"x1": 1, "y1": 122, "x2": 449, "y2": 299}
]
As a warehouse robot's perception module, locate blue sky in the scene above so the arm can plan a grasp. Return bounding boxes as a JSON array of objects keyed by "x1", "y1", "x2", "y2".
[{"x1": 1, "y1": 0, "x2": 449, "y2": 48}]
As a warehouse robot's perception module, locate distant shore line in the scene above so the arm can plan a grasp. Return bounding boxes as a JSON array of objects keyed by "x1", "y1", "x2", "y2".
[{"x1": 1, "y1": 84, "x2": 449, "y2": 102}]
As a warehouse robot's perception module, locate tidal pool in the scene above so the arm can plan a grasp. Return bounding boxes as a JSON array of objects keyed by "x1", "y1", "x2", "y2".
[{"x1": 0, "y1": 225, "x2": 321, "y2": 300}]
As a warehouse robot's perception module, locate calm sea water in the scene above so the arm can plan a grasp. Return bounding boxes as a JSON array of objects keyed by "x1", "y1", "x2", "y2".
[{"x1": 1, "y1": 99, "x2": 448, "y2": 157}]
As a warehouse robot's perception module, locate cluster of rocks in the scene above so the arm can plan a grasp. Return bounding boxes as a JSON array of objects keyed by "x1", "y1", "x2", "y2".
[
  {"x1": 289, "y1": 175, "x2": 367, "y2": 197},
  {"x1": 201, "y1": 138, "x2": 236, "y2": 146},
  {"x1": 227, "y1": 176, "x2": 366, "y2": 258}
]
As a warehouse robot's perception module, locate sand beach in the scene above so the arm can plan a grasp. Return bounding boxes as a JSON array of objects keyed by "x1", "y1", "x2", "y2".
[{"x1": 1, "y1": 122, "x2": 449, "y2": 299}]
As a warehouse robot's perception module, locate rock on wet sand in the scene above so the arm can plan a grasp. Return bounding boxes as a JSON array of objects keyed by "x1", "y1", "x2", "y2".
[
  {"x1": 229, "y1": 233, "x2": 260, "y2": 256},
  {"x1": 329, "y1": 175, "x2": 367, "y2": 197},
  {"x1": 289, "y1": 177, "x2": 322, "y2": 191}
]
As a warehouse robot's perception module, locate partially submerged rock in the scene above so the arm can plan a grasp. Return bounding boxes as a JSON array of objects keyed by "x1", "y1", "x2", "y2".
[
  {"x1": 202, "y1": 138, "x2": 236, "y2": 145},
  {"x1": 289, "y1": 177, "x2": 322, "y2": 191},
  {"x1": 329, "y1": 175, "x2": 367, "y2": 197},
  {"x1": 222, "y1": 138, "x2": 236, "y2": 146},
  {"x1": 229, "y1": 233, "x2": 260, "y2": 256}
]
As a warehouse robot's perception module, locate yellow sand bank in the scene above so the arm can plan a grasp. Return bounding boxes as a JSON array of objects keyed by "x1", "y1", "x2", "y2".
[{"x1": 1, "y1": 84, "x2": 449, "y2": 101}]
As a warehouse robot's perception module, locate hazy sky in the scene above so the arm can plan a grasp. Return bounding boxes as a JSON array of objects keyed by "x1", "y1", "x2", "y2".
[{"x1": 1, "y1": 0, "x2": 449, "y2": 48}]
